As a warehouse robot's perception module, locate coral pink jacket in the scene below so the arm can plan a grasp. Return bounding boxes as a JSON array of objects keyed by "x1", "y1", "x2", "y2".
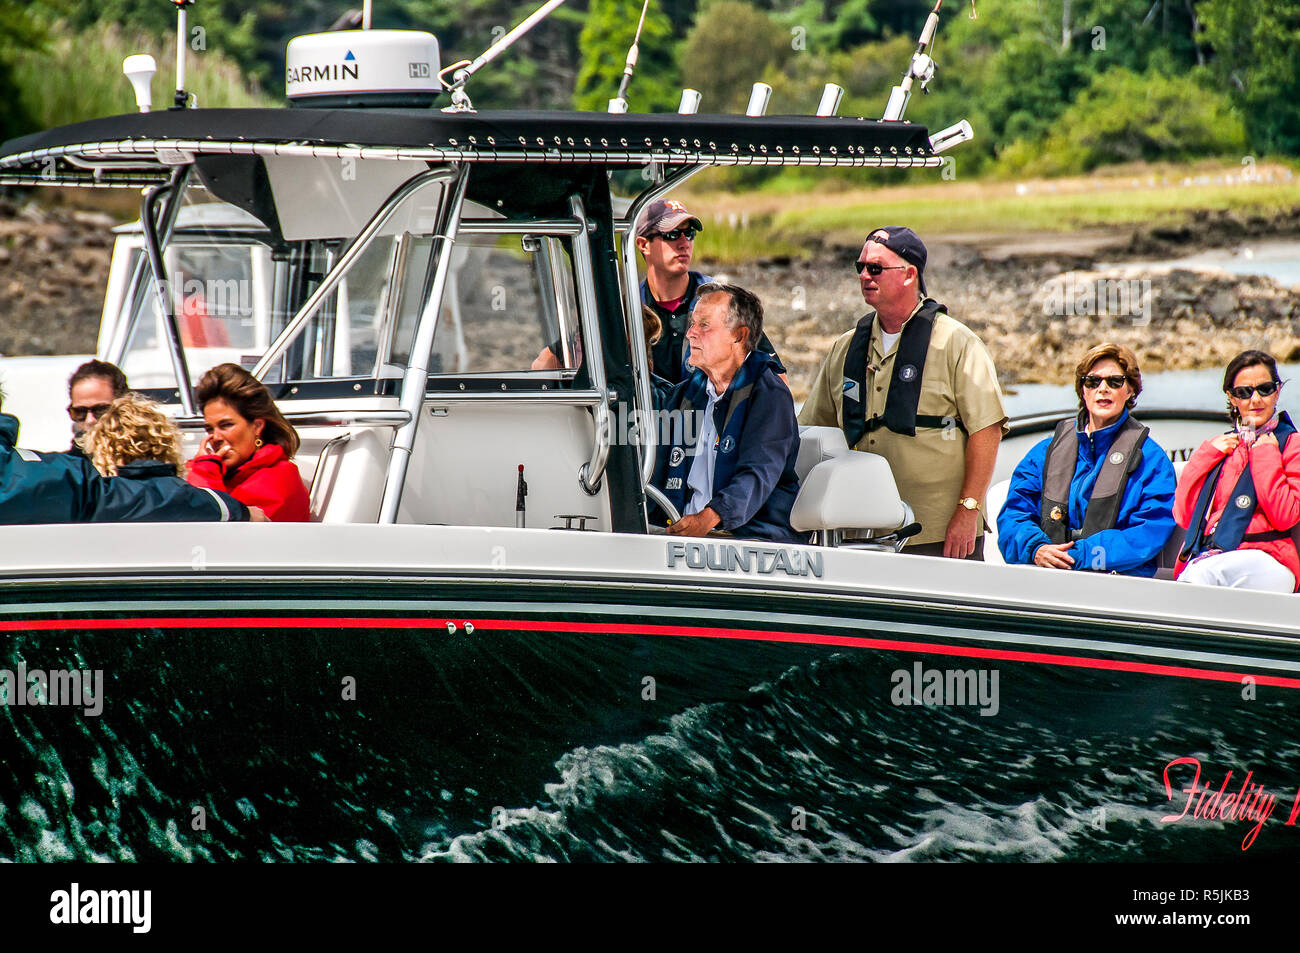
[{"x1": 1173, "y1": 432, "x2": 1300, "y2": 589}]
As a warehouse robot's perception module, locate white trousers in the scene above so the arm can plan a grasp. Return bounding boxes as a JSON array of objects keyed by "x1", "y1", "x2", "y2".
[{"x1": 1179, "y1": 549, "x2": 1296, "y2": 593}]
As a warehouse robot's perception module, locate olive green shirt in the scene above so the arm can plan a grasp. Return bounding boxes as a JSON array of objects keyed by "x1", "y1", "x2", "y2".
[{"x1": 799, "y1": 307, "x2": 1007, "y2": 546}]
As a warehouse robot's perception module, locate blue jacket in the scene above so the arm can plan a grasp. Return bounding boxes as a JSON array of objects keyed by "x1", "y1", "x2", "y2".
[
  {"x1": 997, "y1": 409, "x2": 1176, "y2": 576},
  {"x1": 0, "y1": 412, "x2": 249, "y2": 523},
  {"x1": 652, "y1": 350, "x2": 803, "y2": 542}
]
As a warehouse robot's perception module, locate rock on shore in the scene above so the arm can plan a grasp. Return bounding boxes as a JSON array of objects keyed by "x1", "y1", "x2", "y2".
[
  {"x1": 0, "y1": 200, "x2": 113, "y2": 356},
  {"x1": 0, "y1": 199, "x2": 1296, "y2": 406},
  {"x1": 711, "y1": 236, "x2": 1300, "y2": 403}
]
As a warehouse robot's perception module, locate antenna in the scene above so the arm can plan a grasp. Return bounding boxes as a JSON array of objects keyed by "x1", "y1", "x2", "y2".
[
  {"x1": 608, "y1": 0, "x2": 652, "y2": 114},
  {"x1": 441, "y1": 0, "x2": 568, "y2": 113},
  {"x1": 170, "y1": 0, "x2": 196, "y2": 109},
  {"x1": 123, "y1": 54, "x2": 157, "y2": 112}
]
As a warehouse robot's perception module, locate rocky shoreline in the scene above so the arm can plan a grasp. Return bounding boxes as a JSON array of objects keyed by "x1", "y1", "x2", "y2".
[
  {"x1": 0, "y1": 200, "x2": 1297, "y2": 404},
  {"x1": 710, "y1": 210, "x2": 1300, "y2": 402}
]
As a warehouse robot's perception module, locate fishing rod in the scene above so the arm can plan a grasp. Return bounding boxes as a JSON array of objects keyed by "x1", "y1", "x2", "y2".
[
  {"x1": 607, "y1": 0, "x2": 652, "y2": 113},
  {"x1": 440, "y1": 0, "x2": 569, "y2": 112},
  {"x1": 882, "y1": 0, "x2": 978, "y2": 122}
]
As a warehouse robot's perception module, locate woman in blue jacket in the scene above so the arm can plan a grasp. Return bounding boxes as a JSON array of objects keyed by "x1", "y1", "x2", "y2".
[{"x1": 997, "y1": 343, "x2": 1176, "y2": 576}]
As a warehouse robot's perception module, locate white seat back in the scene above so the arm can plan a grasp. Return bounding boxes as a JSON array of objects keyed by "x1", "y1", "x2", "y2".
[
  {"x1": 791, "y1": 450, "x2": 906, "y2": 533},
  {"x1": 796, "y1": 426, "x2": 849, "y2": 482}
]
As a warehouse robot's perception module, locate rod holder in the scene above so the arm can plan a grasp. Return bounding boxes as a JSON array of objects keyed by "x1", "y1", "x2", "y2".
[
  {"x1": 816, "y1": 83, "x2": 843, "y2": 117},
  {"x1": 678, "y1": 89, "x2": 701, "y2": 115},
  {"x1": 929, "y1": 119, "x2": 974, "y2": 154},
  {"x1": 746, "y1": 82, "x2": 772, "y2": 117}
]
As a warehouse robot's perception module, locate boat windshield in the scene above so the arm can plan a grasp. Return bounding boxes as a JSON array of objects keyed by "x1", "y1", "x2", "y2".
[
  {"x1": 118, "y1": 165, "x2": 586, "y2": 392},
  {"x1": 117, "y1": 181, "x2": 281, "y2": 388}
]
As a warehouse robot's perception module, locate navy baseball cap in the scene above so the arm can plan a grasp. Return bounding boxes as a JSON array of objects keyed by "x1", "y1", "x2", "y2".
[{"x1": 865, "y1": 225, "x2": 927, "y2": 293}]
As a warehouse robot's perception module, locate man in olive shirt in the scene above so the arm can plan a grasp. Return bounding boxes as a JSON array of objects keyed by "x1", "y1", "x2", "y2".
[{"x1": 800, "y1": 227, "x2": 1006, "y2": 559}]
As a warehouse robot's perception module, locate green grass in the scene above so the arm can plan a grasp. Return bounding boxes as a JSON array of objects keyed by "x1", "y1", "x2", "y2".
[
  {"x1": 784, "y1": 182, "x2": 1300, "y2": 241},
  {"x1": 13, "y1": 22, "x2": 275, "y2": 131},
  {"x1": 687, "y1": 173, "x2": 1300, "y2": 264}
]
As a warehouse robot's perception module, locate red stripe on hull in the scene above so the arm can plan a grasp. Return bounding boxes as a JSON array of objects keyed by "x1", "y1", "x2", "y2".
[{"x1": 0, "y1": 615, "x2": 1295, "y2": 689}]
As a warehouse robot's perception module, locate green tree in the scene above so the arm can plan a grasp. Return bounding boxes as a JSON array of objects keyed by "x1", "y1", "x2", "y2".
[
  {"x1": 1003, "y1": 66, "x2": 1247, "y2": 175},
  {"x1": 0, "y1": 0, "x2": 55, "y2": 139},
  {"x1": 574, "y1": 0, "x2": 678, "y2": 112},
  {"x1": 681, "y1": 0, "x2": 791, "y2": 113},
  {"x1": 1199, "y1": 0, "x2": 1300, "y2": 155}
]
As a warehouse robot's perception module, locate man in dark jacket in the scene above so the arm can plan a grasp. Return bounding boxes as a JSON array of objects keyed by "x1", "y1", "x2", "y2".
[
  {"x1": 651, "y1": 283, "x2": 802, "y2": 543},
  {"x1": 0, "y1": 403, "x2": 254, "y2": 523}
]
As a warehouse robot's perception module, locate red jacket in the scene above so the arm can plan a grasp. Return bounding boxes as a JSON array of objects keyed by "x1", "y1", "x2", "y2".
[
  {"x1": 1173, "y1": 432, "x2": 1300, "y2": 589},
  {"x1": 187, "y1": 444, "x2": 310, "y2": 522}
]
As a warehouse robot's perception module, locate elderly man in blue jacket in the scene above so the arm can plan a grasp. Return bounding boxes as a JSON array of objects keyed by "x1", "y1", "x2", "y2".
[
  {"x1": 651, "y1": 283, "x2": 803, "y2": 543},
  {"x1": 0, "y1": 393, "x2": 255, "y2": 523}
]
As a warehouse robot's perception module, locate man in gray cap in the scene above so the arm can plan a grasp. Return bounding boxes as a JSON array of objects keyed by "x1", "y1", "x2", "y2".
[
  {"x1": 800, "y1": 226, "x2": 1006, "y2": 559},
  {"x1": 636, "y1": 198, "x2": 785, "y2": 385}
]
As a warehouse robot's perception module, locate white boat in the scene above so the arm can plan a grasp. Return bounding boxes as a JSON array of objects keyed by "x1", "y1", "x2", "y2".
[{"x1": 1, "y1": 9, "x2": 1297, "y2": 862}]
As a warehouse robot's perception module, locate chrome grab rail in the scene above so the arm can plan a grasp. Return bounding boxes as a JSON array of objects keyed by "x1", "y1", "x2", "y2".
[
  {"x1": 643, "y1": 484, "x2": 681, "y2": 525},
  {"x1": 172, "y1": 410, "x2": 412, "y2": 431},
  {"x1": 251, "y1": 167, "x2": 456, "y2": 381},
  {"x1": 308, "y1": 431, "x2": 353, "y2": 518},
  {"x1": 140, "y1": 167, "x2": 196, "y2": 415},
  {"x1": 377, "y1": 166, "x2": 472, "y2": 523},
  {"x1": 569, "y1": 194, "x2": 611, "y2": 496},
  {"x1": 618, "y1": 166, "x2": 707, "y2": 490}
]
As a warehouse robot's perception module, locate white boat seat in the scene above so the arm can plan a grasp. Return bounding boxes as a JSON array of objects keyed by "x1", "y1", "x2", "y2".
[
  {"x1": 796, "y1": 426, "x2": 850, "y2": 482},
  {"x1": 308, "y1": 428, "x2": 388, "y2": 523},
  {"x1": 791, "y1": 450, "x2": 907, "y2": 533}
]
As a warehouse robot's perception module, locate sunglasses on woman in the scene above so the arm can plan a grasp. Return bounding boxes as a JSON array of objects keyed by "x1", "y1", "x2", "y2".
[
  {"x1": 651, "y1": 227, "x2": 698, "y2": 242},
  {"x1": 67, "y1": 402, "x2": 112, "y2": 422},
  {"x1": 1081, "y1": 374, "x2": 1127, "y2": 390},
  {"x1": 854, "y1": 261, "x2": 907, "y2": 277},
  {"x1": 1227, "y1": 380, "x2": 1282, "y2": 400}
]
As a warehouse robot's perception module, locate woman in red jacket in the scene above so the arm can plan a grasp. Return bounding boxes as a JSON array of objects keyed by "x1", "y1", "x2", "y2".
[
  {"x1": 186, "y1": 363, "x2": 310, "y2": 522},
  {"x1": 1173, "y1": 349, "x2": 1300, "y2": 592}
]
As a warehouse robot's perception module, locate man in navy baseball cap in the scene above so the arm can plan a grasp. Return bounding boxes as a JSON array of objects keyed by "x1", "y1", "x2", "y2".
[
  {"x1": 862, "y1": 225, "x2": 927, "y2": 295},
  {"x1": 800, "y1": 222, "x2": 1007, "y2": 561}
]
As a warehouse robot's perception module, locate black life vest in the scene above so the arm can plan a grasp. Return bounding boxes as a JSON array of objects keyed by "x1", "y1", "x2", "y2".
[
  {"x1": 841, "y1": 298, "x2": 960, "y2": 447},
  {"x1": 1039, "y1": 412, "x2": 1149, "y2": 544},
  {"x1": 1180, "y1": 411, "x2": 1300, "y2": 562}
]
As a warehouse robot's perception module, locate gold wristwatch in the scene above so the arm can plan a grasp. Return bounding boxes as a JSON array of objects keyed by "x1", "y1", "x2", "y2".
[{"x1": 958, "y1": 497, "x2": 980, "y2": 511}]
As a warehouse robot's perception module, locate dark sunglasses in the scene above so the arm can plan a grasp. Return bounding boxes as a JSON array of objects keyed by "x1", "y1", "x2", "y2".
[
  {"x1": 67, "y1": 402, "x2": 112, "y2": 422},
  {"x1": 652, "y1": 227, "x2": 698, "y2": 242},
  {"x1": 1081, "y1": 374, "x2": 1128, "y2": 390},
  {"x1": 1227, "y1": 380, "x2": 1282, "y2": 400},
  {"x1": 854, "y1": 260, "x2": 907, "y2": 277}
]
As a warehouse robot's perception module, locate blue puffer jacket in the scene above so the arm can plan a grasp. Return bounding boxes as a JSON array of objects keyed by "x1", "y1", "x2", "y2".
[
  {"x1": 997, "y1": 408, "x2": 1176, "y2": 576},
  {"x1": 652, "y1": 350, "x2": 803, "y2": 542},
  {"x1": 0, "y1": 412, "x2": 249, "y2": 523}
]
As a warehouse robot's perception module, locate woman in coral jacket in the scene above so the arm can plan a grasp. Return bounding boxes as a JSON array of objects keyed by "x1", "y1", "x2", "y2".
[
  {"x1": 186, "y1": 363, "x2": 310, "y2": 522},
  {"x1": 1174, "y1": 349, "x2": 1300, "y2": 592}
]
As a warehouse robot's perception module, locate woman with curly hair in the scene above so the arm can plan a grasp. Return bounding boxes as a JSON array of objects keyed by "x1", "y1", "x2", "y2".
[
  {"x1": 86, "y1": 393, "x2": 186, "y2": 480},
  {"x1": 185, "y1": 363, "x2": 310, "y2": 522}
]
